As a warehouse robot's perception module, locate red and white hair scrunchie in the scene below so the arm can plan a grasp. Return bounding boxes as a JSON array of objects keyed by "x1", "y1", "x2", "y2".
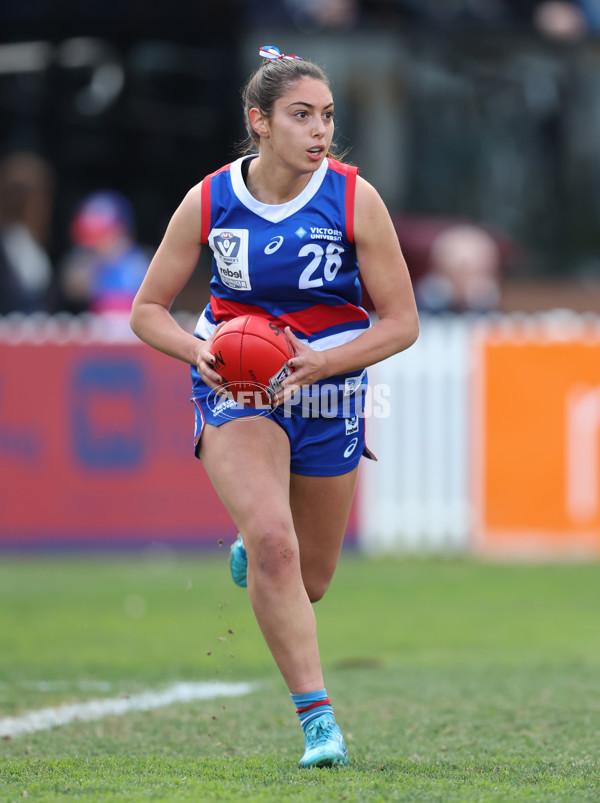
[{"x1": 259, "y1": 45, "x2": 303, "y2": 62}]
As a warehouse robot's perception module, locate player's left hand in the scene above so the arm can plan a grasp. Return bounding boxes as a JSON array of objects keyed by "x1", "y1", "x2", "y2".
[{"x1": 274, "y1": 327, "x2": 329, "y2": 403}]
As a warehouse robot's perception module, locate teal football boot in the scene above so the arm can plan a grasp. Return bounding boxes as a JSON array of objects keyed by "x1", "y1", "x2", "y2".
[
  {"x1": 229, "y1": 534, "x2": 248, "y2": 588},
  {"x1": 298, "y1": 714, "x2": 349, "y2": 768}
]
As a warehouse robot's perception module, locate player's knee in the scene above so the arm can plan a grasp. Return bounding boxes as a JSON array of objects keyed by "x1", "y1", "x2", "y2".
[{"x1": 251, "y1": 524, "x2": 299, "y2": 582}]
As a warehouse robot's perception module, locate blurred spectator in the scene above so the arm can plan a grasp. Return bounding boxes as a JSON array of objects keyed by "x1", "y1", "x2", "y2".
[
  {"x1": 243, "y1": 0, "x2": 360, "y2": 29},
  {"x1": 358, "y1": 216, "x2": 515, "y2": 315},
  {"x1": 533, "y1": 1, "x2": 589, "y2": 39},
  {"x1": 284, "y1": 0, "x2": 360, "y2": 30},
  {"x1": 59, "y1": 190, "x2": 151, "y2": 328},
  {"x1": 413, "y1": 224, "x2": 503, "y2": 314},
  {"x1": 0, "y1": 152, "x2": 54, "y2": 315},
  {"x1": 383, "y1": 0, "x2": 514, "y2": 28},
  {"x1": 364, "y1": 0, "x2": 596, "y2": 35}
]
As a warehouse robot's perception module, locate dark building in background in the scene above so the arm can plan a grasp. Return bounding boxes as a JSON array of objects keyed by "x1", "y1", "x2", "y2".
[
  {"x1": 0, "y1": 2, "x2": 241, "y2": 303},
  {"x1": 2, "y1": 2, "x2": 600, "y2": 312}
]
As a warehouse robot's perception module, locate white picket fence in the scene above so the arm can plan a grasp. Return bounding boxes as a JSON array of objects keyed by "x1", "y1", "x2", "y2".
[{"x1": 358, "y1": 316, "x2": 473, "y2": 554}]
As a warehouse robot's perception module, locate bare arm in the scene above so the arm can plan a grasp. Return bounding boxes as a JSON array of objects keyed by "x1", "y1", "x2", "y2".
[
  {"x1": 130, "y1": 182, "x2": 221, "y2": 384},
  {"x1": 283, "y1": 175, "x2": 419, "y2": 386}
]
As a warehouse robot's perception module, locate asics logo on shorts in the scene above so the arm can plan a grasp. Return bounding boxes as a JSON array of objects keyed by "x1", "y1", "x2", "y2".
[{"x1": 343, "y1": 437, "x2": 358, "y2": 458}]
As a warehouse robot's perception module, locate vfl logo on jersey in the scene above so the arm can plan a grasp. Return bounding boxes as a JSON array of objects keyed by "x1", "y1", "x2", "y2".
[
  {"x1": 214, "y1": 231, "x2": 240, "y2": 258},
  {"x1": 343, "y1": 437, "x2": 359, "y2": 459},
  {"x1": 345, "y1": 416, "x2": 359, "y2": 436},
  {"x1": 209, "y1": 228, "x2": 251, "y2": 291},
  {"x1": 264, "y1": 236, "x2": 284, "y2": 255}
]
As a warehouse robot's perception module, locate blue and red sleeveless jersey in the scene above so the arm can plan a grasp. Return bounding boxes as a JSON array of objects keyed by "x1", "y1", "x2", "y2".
[{"x1": 195, "y1": 155, "x2": 369, "y2": 351}]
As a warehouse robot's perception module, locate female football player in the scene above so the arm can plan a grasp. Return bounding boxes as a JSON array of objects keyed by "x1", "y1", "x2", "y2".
[{"x1": 130, "y1": 45, "x2": 418, "y2": 767}]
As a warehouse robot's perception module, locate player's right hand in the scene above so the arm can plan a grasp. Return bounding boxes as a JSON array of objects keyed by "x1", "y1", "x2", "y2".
[{"x1": 195, "y1": 324, "x2": 225, "y2": 388}]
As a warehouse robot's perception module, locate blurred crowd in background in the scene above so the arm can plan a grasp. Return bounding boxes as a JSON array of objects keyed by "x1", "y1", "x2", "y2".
[
  {"x1": 1, "y1": 0, "x2": 600, "y2": 319},
  {"x1": 248, "y1": 0, "x2": 600, "y2": 36}
]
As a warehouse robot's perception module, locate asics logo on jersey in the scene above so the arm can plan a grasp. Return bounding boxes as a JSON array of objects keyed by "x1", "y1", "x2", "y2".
[
  {"x1": 264, "y1": 236, "x2": 284, "y2": 254},
  {"x1": 343, "y1": 437, "x2": 359, "y2": 458}
]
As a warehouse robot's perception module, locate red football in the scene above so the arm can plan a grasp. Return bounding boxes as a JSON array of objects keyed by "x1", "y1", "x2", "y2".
[{"x1": 210, "y1": 315, "x2": 295, "y2": 405}]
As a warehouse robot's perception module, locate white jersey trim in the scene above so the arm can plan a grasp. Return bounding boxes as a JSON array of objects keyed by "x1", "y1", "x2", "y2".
[
  {"x1": 194, "y1": 313, "x2": 213, "y2": 339},
  {"x1": 194, "y1": 313, "x2": 369, "y2": 352},
  {"x1": 294, "y1": 326, "x2": 369, "y2": 352},
  {"x1": 229, "y1": 156, "x2": 329, "y2": 223}
]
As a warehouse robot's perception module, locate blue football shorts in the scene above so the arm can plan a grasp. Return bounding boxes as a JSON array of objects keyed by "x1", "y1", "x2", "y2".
[{"x1": 190, "y1": 365, "x2": 376, "y2": 477}]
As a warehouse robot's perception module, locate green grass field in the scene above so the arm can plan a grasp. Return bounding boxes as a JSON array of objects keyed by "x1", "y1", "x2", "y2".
[{"x1": 1, "y1": 552, "x2": 599, "y2": 801}]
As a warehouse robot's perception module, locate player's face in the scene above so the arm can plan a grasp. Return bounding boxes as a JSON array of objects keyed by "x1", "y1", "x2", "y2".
[{"x1": 267, "y1": 77, "x2": 334, "y2": 171}]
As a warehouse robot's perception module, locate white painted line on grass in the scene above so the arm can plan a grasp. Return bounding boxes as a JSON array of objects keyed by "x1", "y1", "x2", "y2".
[{"x1": 0, "y1": 681, "x2": 257, "y2": 739}]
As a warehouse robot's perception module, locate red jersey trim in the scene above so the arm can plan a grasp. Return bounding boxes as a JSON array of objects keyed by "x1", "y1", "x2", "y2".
[
  {"x1": 327, "y1": 159, "x2": 359, "y2": 244},
  {"x1": 209, "y1": 296, "x2": 369, "y2": 337},
  {"x1": 200, "y1": 164, "x2": 231, "y2": 245}
]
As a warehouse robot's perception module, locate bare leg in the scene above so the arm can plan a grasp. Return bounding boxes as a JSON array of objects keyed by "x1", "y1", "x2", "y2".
[
  {"x1": 290, "y1": 468, "x2": 358, "y2": 603},
  {"x1": 199, "y1": 418, "x2": 324, "y2": 693}
]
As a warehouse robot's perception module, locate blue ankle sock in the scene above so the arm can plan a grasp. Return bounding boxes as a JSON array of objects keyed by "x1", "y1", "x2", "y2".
[{"x1": 291, "y1": 689, "x2": 334, "y2": 732}]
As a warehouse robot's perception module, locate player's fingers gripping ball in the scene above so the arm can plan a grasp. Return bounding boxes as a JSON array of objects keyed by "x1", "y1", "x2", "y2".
[{"x1": 210, "y1": 315, "x2": 295, "y2": 406}]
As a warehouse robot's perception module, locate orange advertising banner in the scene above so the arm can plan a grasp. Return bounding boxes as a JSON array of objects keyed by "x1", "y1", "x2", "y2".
[{"x1": 474, "y1": 329, "x2": 600, "y2": 556}]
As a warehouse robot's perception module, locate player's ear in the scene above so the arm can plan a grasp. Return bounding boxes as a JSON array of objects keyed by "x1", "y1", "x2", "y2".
[{"x1": 249, "y1": 107, "x2": 269, "y2": 139}]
